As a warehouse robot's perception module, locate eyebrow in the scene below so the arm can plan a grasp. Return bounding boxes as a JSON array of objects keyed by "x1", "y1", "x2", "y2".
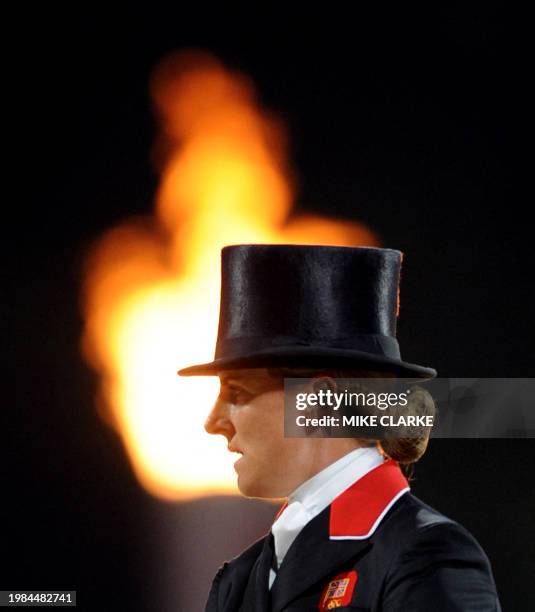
[
  {"x1": 219, "y1": 374, "x2": 272, "y2": 391},
  {"x1": 219, "y1": 375, "x2": 247, "y2": 386},
  {"x1": 219, "y1": 368, "x2": 258, "y2": 381}
]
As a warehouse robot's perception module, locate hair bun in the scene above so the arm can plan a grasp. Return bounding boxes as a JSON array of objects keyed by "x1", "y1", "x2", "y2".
[
  {"x1": 378, "y1": 386, "x2": 436, "y2": 464},
  {"x1": 378, "y1": 436, "x2": 430, "y2": 464}
]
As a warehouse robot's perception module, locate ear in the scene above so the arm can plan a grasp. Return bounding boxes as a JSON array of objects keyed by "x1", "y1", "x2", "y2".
[
  {"x1": 301, "y1": 376, "x2": 338, "y2": 437},
  {"x1": 311, "y1": 375, "x2": 338, "y2": 395}
]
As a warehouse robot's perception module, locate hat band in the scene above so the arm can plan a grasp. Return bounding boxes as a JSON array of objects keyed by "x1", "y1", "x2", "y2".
[{"x1": 215, "y1": 334, "x2": 401, "y2": 361}]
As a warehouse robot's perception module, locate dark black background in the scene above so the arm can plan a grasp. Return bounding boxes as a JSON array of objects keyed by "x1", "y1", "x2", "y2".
[{"x1": 4, "y1": 5, "x2": 533, "y2": 610}]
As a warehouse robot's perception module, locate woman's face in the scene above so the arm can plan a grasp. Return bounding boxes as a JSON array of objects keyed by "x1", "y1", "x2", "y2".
[{"x1": 204, "y1": 368, "x2": 318, "y2": 498}]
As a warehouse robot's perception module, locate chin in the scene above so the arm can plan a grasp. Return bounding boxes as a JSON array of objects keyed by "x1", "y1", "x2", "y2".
[
  {"x1": 236, "y1": 477, "x2": 265, "y2": 498},
  {"x1": 237, "y1": 474, "x2": 276, "y2": 499}
]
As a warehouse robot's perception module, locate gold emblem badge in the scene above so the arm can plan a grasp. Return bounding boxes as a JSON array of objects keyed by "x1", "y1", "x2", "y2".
[
  {"x1": 318, "y1": 571, "x2": 358, "y2": 610},
  {"x1": 326, "y1": 599, "x2": 342, "y2": 608}
]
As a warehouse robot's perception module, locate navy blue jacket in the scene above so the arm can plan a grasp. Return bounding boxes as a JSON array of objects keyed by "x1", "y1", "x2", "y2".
[{"x1": 205, "y1": 461, "x2": 501, "y2": 611}]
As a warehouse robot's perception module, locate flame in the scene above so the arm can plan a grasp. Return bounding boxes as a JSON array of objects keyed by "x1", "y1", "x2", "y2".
[{"x1": 81, "y1": 51, "x2": 378, "y2": 500}]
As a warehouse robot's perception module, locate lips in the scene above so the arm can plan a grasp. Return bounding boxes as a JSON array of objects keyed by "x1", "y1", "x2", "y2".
[
  {"x1": 229, "y1": 442, "x2": 244, "y2": 472},
  {"x1": 228, "y1": 442, "x2": 243, "y2": 455}
]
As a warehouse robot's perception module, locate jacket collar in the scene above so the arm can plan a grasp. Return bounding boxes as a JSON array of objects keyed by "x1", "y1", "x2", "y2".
[
  {"x1": 270, "y1": 460, "x2": 409, "y2": 612},
  {"x1": 274, "y1": 459, "x2": 410, "y2": 537},
  {"x1": 329, "y1": 459, "x2": 410, "y2": 539}
]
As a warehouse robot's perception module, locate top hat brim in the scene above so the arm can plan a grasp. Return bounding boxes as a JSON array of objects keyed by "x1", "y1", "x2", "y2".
[{"x1": 177, "y1": 346, "x2": 437, "y2": 380}]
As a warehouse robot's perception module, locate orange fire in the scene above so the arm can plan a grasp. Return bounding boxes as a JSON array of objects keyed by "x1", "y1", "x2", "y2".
[{"x1": 81, "y1": 51, "x2": 378, "y2": 500}]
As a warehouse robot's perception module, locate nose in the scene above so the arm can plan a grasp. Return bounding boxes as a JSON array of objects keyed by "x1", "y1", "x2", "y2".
[{"x1": 204, "y1": 396, "x2": 235, "y2": 440}]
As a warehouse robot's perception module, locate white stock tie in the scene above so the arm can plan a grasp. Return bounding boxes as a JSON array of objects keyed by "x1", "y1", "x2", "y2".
[
  {"x1": 267, "y1": 447, "x2": 386, "y2": 589},
  {"x1": 271, "y1": 499, "x2": 312, "y2": 570}
]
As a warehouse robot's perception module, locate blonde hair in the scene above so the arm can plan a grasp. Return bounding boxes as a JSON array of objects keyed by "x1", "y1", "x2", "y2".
[
  {"x1": 375, "y1": 385, "x2": 434, "y2": 463},
  {"x1": 268, "y1": 366, "x2": 436, "y2": 476}
]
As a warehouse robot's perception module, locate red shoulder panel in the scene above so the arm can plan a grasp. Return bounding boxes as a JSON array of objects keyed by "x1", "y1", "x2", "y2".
[{"x1": 329, "y1": 460, "x2": 409, "y2": 539}]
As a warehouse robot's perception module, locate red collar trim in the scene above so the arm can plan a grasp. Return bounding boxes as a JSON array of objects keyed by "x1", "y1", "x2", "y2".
[
  {"x1": 329, "y1": 459, "x2": 409, "y2": 539},
  {"x1": 274, "y1": 500, "x2": 288, "y2": 520}
]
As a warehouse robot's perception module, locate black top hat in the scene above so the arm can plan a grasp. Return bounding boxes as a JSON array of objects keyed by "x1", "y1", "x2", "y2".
[{"x1": 177, "y1": 244, "x2": 437, "y2": 379}]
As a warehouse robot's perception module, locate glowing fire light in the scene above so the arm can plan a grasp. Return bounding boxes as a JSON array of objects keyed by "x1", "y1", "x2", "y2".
[{"x1": 81, "y1": 51, "x2": 378, "y2": 500}]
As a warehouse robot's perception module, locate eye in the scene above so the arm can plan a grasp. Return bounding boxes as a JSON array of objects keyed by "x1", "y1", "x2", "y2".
[{"x1": 220, "y1": 386, "x2": 251, "y2": 405}]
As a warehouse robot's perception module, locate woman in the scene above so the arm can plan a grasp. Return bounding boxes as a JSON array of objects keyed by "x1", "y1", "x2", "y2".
[{"x1": 179, "y1": 244, "x2": 501, "y2": 611}]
